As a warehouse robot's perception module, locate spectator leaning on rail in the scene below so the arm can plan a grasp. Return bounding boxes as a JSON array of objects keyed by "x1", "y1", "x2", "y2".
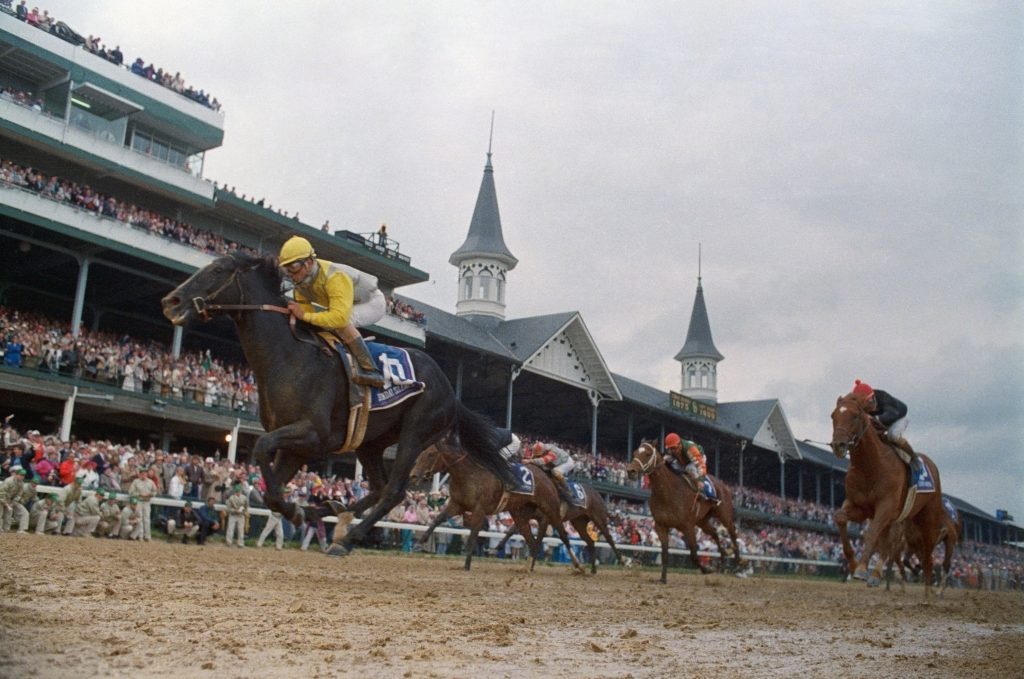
[
  {"x1": 277, "y1": 235, "x2": 386, "y2": 388},
  {"x1": 850, "y1": 379, "x2": 918, "y2": 467}
]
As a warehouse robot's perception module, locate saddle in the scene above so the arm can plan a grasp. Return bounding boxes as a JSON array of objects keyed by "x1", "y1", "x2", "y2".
[{"x1": 316, "y1": 331, "x2": 372, "y2": 454}]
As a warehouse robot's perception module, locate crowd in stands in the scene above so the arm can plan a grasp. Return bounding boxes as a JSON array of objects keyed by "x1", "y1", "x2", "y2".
[
  {"x1": 1, "y1": 416, "x2": 1020, "y2": 590},
  {"x1": 388, "y1": 297, "x2": 426, "y2": 326},
  {"x1": 3, "y1": 1, "x2": 221, "y2": 111},
  {"x1": 1, "y1": 157, "x2": 256, "y2": 259},
  {"x1": 0, "y1": 86, "x2": 43, "y2": 112},
  {"x1": 0, "y1": 307, "x2": 259, "y2": 414}
]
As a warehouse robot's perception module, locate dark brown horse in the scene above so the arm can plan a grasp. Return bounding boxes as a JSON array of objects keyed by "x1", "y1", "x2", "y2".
[
  {"x1": 161, "y1": 253, "x2": 514, "y2": 557},
  {"x1": 409, "y1": 442, "x2": 583, "y2": 572},
  {"x1": 884, "y1": 501, "x2": 964, "y2": 595},
  {"x1": 830, "y1": 393, "x2": 946, "y2": 598},
  {"x1": 494, "y1": 475, "x2": 630, "y2": 574},
  {"x1": 626, "y1": 441, "x2": 743, "y2": 583}
]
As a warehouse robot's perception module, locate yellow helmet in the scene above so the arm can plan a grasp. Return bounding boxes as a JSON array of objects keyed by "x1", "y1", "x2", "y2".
[{"x1": 279, "y1": 236, "x2": 316, "y2": 266}]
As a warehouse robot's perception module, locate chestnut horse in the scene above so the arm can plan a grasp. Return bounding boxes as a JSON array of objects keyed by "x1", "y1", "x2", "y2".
[
  {"x1": 409, "y1": 443, "x2": 584, "y2": 572},
  {"x1": 494, "y1": 478, "x2": 630, "y2": 574},
  {"x1": 626, "y1": 441, "x2": 742, "y2": 583},
  {"x1": 830, "y1": 393, "x2": 946, "y2": 598}
]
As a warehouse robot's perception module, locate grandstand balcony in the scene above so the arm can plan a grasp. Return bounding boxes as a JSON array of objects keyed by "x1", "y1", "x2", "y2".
[
  {"x1": 1, "y1": 14, "x2": 222, "y2": 203},
  {"x1": 0, "y1": 179, "x2": 207, "y2": 270}
]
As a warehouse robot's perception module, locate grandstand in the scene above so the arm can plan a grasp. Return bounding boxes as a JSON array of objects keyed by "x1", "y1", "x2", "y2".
[{"x1": 1, "y1": 8, "x2": 1020, "y2": 557}]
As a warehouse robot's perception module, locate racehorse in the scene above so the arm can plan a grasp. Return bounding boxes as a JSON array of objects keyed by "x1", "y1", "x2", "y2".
[
  {"x1": 408, "y1": 442, "x2": 584, "y2": 572},
  {"x1": 883, "y1": 505, "x2": 964, "y2": 595},
  {"x1": 626, "y1": 441, "x2": 743, "y2": 583},
  {"x1": 494, "y1": 478, "x2": 630, "y2": 574},
  {"x1": 830, "y1": 393, "x2": 946, "y2": 598},
  {"x1": 161, "y1": 252, "x2": 514, "y2": 556}
]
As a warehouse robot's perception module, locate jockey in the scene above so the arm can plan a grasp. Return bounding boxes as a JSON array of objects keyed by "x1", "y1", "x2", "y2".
[
  {"x1": 524, "y1": 441, "x2": 574, "y2": 497},
  {"x1": 495, "y1": 429, "x2": 522, "y2": 462},
  {"x1": 851, "y1": 379, "x2": 918, "y2": 466},
  {"x1": 663, "y1": 433, "x2": 713, "y2": 501},
  {"x1": 278, "y1": 236, "x2": 386, "y2": 388}
]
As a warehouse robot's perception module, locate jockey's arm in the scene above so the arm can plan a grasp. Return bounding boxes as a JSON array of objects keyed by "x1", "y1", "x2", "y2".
[{"x1": 302, "y1": 270, "x2": 354, "y2": 330}]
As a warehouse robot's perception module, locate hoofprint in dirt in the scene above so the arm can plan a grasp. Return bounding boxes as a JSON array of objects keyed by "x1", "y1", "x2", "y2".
[{"x1": 0, "y1": 534, "x2": 1020, "y2": 679}]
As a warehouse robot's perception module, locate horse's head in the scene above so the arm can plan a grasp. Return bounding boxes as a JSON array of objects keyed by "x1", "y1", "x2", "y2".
[
  {"x1": 830, "y1": 393, "x2": 870, "y2": 459},
  {"x1": 161, "y1": 253, "x2": 281, "y2": 325},
  {"x1": 626, "y1": 440, "x2": 661, "y2": 480},
  {"x1": 409, "y1": 444, "x2": 451, "y2": 484}
]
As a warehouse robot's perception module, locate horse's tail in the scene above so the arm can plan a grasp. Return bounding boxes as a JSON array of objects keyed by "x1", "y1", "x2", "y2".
[{"x1": 451, "y1": 402, "x2": 516, "y2": 486}]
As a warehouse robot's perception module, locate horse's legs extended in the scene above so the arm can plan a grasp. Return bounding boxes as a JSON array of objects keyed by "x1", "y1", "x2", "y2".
[
  {"x1": 252, "y1": 422, "x2": 319, "y2": 524},
  {"x1": 835, "y1": 501, "x2": 867, "y2": 577},
  {"x1": 696, "y1": 517, "x2": 727, "y2": 572},
  {"x1": 494, "y1": 521, "x2": 518, "y2": 555},
  {"x1": 681, "y1": 521, "x2": 710, "y2": 574},
  {"x1": 570, "y1": 517, "x2": 598, "y2": 574},
  {"x1": 858, "y1": 502, "x2": 899, "y2": 584},
  {"x1": 592, "y1": 515, "x2": 628, "y2": 567},
  {"x1": 526, "y1": 516, "x2": 549, "y2": 572},
  {"x1": 655, "y1": 523, "x2": 671, "y2": 584},
  {"x1": 417, "y1": 500, "x2": 458, "y2": 548},
  {"x1": 461, "y1": 511, "x2": 489, "y2": 571}
]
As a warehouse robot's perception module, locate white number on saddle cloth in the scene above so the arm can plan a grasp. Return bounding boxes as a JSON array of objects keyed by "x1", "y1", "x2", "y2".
[{"x1": 378, "y1": 353, "x2": 411, "y2": 389}]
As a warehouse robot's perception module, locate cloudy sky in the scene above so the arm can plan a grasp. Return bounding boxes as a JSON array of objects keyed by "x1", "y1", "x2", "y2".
[{"x1": 46, "y1": 2, "x2": 1022, "y2": 522}]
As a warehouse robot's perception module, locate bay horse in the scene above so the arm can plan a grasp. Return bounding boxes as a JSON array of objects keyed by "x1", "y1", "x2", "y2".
[
  {"x1": 494, "y1": 478, "x2": 630, "y2": 574},
  {"x1": 409, "y1": 442, "x2": 584, "y2": 572},
  {"x1": 883, "y1": 504, "x2": 964, "y2": 595},
  {"x1": 626, "y1": 441, "x2": 743, "y2": 583},
  {"x1": 830, "y1": 392, "x2": 946, "y2": 598},
  {"x1": 161, "y1": 253, "x2": 514, "y2": 556}
]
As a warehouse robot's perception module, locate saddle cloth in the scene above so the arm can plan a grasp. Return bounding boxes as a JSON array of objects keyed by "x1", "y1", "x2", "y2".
[
  {"x1": 700, "y1": 477, "x2": 718, "y2": 501},
  {"x1": 508, "y1": 463, "x2": 536, "y2": 495},
  {"x1": 365, "y1": 341, "x2": 425, "y2": 411},
  {"x1": 910, "y1": 459, "x2": 937, "y2": 493},
  {"x1": 942, "y1": 496, "x2": 959, "y2": 523},
  {"x1": 565, "y1": 480, "x2": 589, "y2": 509}
]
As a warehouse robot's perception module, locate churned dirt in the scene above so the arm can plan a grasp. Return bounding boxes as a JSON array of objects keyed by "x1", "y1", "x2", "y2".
[{"x1": 0, "y1": 534, "x2": 1021, "y2": 679}]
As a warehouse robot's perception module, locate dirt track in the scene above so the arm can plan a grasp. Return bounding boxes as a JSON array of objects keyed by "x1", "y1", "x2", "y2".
[{"x1": 0, "y1": 534, "x2": 1021, "y2": 679}]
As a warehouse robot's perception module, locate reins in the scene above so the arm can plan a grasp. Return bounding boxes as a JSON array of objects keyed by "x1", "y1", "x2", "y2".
[{"x1": 189, "y1": 262, "x2": 326, "y2": 354}]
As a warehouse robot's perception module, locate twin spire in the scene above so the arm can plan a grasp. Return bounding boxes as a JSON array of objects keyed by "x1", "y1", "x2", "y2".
[{"x1": 448, "y1": 119, "x2": 722, "y2": 402}]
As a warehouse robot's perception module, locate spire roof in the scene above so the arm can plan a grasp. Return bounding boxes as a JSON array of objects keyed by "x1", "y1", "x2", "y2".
[
  {"x1": 448, "y1": 152, "x2": 518, "y2": 269},
  {"x1": 674, "y1": 278, "x2": 724, "y2": 362}
]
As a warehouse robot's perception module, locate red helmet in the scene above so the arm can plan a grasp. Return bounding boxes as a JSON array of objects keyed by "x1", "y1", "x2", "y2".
[
  {"x1": 852, "y1": 379, "x2": 875, "y2": 400},
  {"x1": 664, "y1": 433, "x2": 682, "y2": 448}
]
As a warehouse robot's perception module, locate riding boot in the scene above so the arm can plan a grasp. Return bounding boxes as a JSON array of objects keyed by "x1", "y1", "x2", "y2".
[
  {"x1": 342, "y1": 334, "x2": 386, "y2": 388},
  {"x1": 551, "y1": 469, "x2": 571, "y2": 502},
  {"x1": 894, "y1": 437, "x2": 919, "y2": 468}
]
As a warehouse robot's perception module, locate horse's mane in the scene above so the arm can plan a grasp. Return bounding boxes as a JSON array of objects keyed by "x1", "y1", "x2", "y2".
[{"x1": 228, "y1": 251, "x2": 285, "y2": 297}]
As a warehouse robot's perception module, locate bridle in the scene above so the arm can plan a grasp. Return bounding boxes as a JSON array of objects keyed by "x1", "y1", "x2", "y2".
[
  {"x1": 190, "y1": 261, "x2": 290, "y2": 321},
  {"x1": 631, "y1": 441, "x2": 660, "y2": 475},
  {"x1": 831, "y1": 398, "x2": 869, "y2": 457},
  {"x1": 417, "y1": 445, "x2": 467, "y2": 478},
  {"x1": 188, "y1": 260, "x2": 326, "y2": 354}
]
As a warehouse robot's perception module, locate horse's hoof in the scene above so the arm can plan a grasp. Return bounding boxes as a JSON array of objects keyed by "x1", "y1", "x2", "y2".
[
  {"x1": 325, "y1": 543, "x2": 351, "y2": 557},
  {"x1": 326, "y1": 500, "x2": 347, "y2": 515},
  {"x1": 852, "y1": 568, "x2": 869, "y2": 581}
]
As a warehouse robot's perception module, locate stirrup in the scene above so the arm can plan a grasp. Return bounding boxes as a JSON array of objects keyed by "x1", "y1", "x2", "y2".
[{"x1": 352, "y1": 369, "x2": 385, "y2": 388}]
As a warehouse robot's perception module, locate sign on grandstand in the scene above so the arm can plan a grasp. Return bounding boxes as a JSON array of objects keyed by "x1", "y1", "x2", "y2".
[{"x1": 669, "y1": 391, "x2": 717, "y2": 421}]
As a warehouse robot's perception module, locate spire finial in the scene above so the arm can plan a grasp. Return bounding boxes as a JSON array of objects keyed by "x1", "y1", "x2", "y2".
[
  {"x1": 487, "y1": 110, "x2": 495, "y2": 165},
  {"x1": 698, "y1": 242, "x2": 703, "y2": 286}
]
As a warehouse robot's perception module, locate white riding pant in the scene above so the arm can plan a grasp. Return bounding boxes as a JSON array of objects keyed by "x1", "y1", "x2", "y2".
[
  {"x1": 887, "y1": 417, "x2": 909, "y2": 441},
  {"x1": 553, "y1": 458, "x2": 575, "y2": 479},
  {"x1": 350, "y1": 289, "x2": 386, "y2": 328},
  {"x1": 499, "y1": 434, "x2": 522, "y2": 461}
]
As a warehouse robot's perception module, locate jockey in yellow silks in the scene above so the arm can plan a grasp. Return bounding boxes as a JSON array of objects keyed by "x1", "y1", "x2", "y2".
[{"x1": 278, "y1": 235, "x2": 386, "y2": 388}]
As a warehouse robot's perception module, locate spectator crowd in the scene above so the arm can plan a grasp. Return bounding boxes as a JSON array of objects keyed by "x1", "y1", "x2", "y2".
[
  {"x1": 3, "y1": 1, "x2": 221, "y2": 111},
  {"x1": 1, "y1": 414, "x2": 1021, "y2": 591}
]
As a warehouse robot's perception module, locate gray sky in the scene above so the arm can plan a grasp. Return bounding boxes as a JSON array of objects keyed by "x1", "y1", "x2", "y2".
[{"x1": 48, "y1": 2, "x2": 1023, "y2": 522}]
